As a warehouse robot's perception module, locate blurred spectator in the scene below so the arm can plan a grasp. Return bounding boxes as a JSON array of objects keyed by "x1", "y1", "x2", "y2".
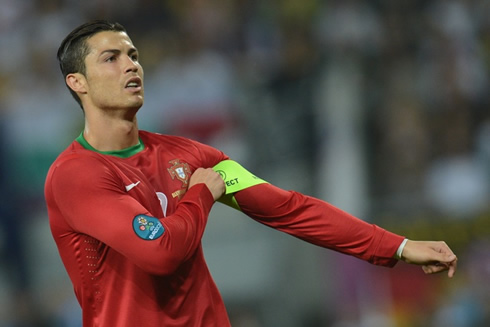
[{"x1": 142, "y1": 1, "x2": 245, "y2": 161}]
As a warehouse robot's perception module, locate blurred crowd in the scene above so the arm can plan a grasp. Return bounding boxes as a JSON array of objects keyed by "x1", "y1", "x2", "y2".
[{"x1": 0, "y1": 0, "x2": 489, "y2": 326}]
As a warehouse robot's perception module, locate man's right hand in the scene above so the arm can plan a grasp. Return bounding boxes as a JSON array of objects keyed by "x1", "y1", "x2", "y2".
[{"x1": 188, "y1": 168, "x2": 225, "y2": 201}]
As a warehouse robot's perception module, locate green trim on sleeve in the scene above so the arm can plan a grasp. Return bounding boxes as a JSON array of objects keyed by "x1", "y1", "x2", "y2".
[{"x1": 213, "y1": 160, "x2": 268, "y2": 211}]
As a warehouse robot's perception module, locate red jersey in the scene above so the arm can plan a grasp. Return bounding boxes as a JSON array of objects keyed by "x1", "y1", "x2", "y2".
[{"x1": 45, "y1": 130, "x2": 404, "y2": 327}]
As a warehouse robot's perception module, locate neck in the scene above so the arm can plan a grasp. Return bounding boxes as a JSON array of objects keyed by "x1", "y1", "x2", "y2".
[{"x1": 83, "y1": 107, "x2": 140, "y2": 151}]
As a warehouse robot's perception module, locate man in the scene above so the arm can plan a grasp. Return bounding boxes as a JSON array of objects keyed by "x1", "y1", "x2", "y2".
[{"x1": 45, "y1": 20, "x2": 457, "y2": 327}]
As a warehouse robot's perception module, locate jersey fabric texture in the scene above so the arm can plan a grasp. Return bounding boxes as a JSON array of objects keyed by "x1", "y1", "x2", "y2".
[{"x1": 45, "y1": 130, "x2": 404, "y2": 327}]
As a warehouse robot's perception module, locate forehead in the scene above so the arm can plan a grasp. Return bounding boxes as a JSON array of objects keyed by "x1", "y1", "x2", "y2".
[{"x1": 86, "y1": 31, "x2": 135, "y2": 55}]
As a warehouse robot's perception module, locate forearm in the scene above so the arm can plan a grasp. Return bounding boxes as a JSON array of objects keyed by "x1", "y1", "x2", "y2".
[
  {"x1": 234, "y1": 184, "x2": 404, "y2": 266},
  {"x1": 154, "y1": 183, "x2": 215, "y2": 271}
]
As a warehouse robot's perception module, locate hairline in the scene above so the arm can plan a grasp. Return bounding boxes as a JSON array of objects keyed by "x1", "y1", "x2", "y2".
[{"x1": 87, "y1": 32, "x2": 137, "y2": 63}]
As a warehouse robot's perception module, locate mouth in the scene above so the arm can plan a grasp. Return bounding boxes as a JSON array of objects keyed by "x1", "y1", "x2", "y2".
[{"x1": 125, "y1": 77, "x2": 143, "y2": 92}]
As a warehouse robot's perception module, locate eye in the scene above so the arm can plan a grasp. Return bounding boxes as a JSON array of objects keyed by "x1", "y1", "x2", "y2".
[
  {"x1": 105, "y1": 55, "x2": 116, "y2": 62},
  {"x1": 131, "y1": 53, "x2": 139, "y2": 62}
]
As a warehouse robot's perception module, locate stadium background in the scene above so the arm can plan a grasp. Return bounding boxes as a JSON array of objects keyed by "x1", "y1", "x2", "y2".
[{"x1": 0, "y1": 0, "x2": 489, "y2": 326}]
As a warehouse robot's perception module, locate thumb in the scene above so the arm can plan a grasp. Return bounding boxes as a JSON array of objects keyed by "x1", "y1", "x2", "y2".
[
  {"x1": 433, "y1": 250, "x2": 457, "y2": 263},
  {"x1": 423, "y1": 248, "x2": 458, "y2": 278}
]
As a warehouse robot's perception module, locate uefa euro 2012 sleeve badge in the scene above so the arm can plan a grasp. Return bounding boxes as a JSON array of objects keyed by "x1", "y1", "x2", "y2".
[
  {"x1": 133, "y1": 215, "x2": 165, "y2": 240},
  {"x1": 167, "y1": 159, "x2": 191, "y2": 188}
]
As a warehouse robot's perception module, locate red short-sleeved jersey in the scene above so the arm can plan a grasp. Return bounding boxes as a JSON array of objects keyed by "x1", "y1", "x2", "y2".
[{"x1": 45, "y1": 130, "x2": 404, "y2": 327}]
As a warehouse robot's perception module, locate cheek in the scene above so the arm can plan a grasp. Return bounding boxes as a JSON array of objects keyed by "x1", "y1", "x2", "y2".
[
  {"x1": 90, "y1": 77, "x2": 117, "y2": 94},
  {"x1": 87, "y1": 80, "x2": 120, "y2": 105}
]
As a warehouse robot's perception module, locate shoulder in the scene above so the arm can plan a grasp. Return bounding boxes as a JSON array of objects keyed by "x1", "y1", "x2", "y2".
[
  {"x1": 139, "y1": 130, "x2": 229, "y2": 165},
  {"x1": 49, "y1": 142, "x2": 107, "y2": 170},
  {"x1": 46, "y1": 143, "x2": 117, "y2": 188},
  {"x1": 45, "y1": 148, "x2": 124, "y2": 211}
]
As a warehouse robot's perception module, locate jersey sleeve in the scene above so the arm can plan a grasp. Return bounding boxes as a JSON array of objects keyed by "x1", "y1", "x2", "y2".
[
  {"x1": 233, "y1": 183, "x2": 404, "y2": 267},
  {"x1": 45, "y1": 154, "x2": 215, "y2": 276}
]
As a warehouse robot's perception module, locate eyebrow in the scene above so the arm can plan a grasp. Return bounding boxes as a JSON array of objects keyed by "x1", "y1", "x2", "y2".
[{"x1": 99, "y1": 47, "x2": 139, "y2": 58}]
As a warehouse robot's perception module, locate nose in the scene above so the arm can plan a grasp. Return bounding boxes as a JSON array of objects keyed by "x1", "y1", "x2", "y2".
[{"x1": 124, "y1": 56, "x2": 139, "y2": 73}]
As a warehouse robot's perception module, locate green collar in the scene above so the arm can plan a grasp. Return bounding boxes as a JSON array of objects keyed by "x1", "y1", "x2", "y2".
[{"x1": 76, "y1": 132, "x2": 145, "y2": 158}]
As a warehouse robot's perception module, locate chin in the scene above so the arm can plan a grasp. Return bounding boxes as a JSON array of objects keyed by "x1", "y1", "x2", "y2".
[{"x1": 129, "y1": 97, "x2": 144, "y2": 108}]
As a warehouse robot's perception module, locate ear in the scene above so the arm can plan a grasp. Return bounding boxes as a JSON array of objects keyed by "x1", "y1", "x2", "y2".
[{"x1": 66, "y1": 73, "x2": 88, "y2": 95}]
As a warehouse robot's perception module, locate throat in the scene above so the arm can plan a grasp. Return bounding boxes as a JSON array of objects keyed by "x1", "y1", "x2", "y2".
[{"x1": 83, "y1": 116, "x2": 140, "y2": 152}]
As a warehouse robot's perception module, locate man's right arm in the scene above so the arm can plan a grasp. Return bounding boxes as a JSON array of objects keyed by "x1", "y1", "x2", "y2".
[{"x1": 45, "y1": 156, "x2": 223, "y2": 275}]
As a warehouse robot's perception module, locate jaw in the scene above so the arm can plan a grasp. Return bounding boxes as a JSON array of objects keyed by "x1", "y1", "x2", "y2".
[{"x1": 124, "y1": 85, "x2": 144, "y2": 104}]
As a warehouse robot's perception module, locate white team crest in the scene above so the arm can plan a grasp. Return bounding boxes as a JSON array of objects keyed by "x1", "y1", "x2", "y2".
[{"x1": 175, "y1": 167, "x2": 186, "y2": 179}]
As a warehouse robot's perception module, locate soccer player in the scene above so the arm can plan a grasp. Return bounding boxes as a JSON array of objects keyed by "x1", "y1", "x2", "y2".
[{"x1": 45, "y1": 20, "x2": 457, "y2": 327}]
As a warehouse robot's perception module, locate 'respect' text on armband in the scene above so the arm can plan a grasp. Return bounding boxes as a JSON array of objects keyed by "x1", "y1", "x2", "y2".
[
  {"x1": 213, "y1": 160, "x2": 268, "y2": 194},
  {"x1": 213, "y1": 160, "x2": 269, "y2": 211}
]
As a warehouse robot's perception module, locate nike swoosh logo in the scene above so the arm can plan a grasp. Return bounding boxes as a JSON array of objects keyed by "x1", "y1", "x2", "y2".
[{"x1": 125, "y1": 181, "x2": 141, "y2": 192}]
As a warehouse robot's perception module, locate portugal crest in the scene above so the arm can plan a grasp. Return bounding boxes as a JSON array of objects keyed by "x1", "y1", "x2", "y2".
[{"x1": 167, "y1": 159, "x2": 191, "y2": 188}]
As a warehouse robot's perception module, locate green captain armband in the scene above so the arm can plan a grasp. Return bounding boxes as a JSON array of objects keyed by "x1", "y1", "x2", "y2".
[
  {"x1": 213, "y1": 160, "x2": 269, "y2": 211},
  {"x1": 213, "y1": 160, "x2": 268, "y2": 194}
]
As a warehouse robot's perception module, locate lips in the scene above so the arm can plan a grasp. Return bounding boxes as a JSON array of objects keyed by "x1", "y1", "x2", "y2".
[{"x1": 125, "y1": 77, "x2": 142, "y2": 90}]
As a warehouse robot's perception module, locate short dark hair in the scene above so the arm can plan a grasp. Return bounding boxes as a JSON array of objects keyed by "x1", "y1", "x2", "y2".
[{"x1": 57, "y1": 20, "x2": 127, "y2": 108}]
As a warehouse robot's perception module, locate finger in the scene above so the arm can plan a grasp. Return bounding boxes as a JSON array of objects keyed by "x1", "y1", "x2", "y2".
[
  {"x1": 447, "y1": 259, "x2": 457, "y2": 278},
  {"x1": 431, "y1": 247, "x2": 457, "y2": 263},
  {"x1": 443, "y1": 253, "x2": 457, "y2": 263},
  {"x1": 422, "y1": 262, "x2": 449, "y2": 275}
]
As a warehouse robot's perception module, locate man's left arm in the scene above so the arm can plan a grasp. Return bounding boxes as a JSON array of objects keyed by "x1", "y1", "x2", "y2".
[
  {"x1": 213, "y1": 160, "x2": 458, "y2": 276},
  {"x1": 213, "y1": 160, "x2": 404, "y2": 267}
]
